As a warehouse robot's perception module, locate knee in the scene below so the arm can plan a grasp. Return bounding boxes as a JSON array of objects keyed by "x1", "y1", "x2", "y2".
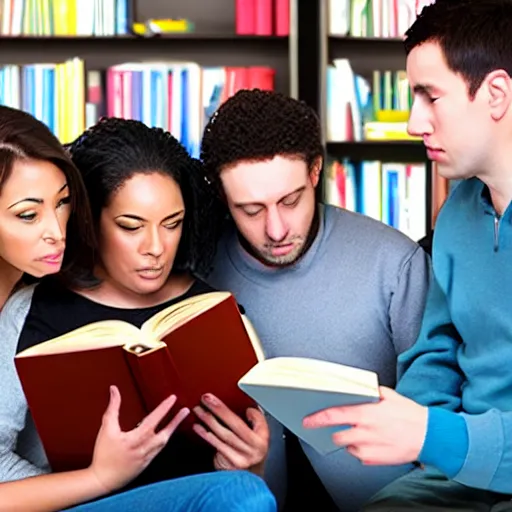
[{"x1": 220, "y1": 471, "x2": 277, "y2": 511}]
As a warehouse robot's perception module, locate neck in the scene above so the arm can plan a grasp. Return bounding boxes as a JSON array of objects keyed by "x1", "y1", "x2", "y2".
[
  {"x1": 480, "y1": 130, "x2": 512, "y2": 215},
  {"x1": 485, "y1": 180, "x2": 512, "y2": 216},
  {"x1": 0, "y1": 259, "x2": 23, "y2": 310}
]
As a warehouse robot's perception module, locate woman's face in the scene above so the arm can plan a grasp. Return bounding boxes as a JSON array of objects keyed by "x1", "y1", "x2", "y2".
[
  {"x1": 98, "y1": 172, "x2": 185, "y2": 298},
  {"x1": 0, "y1": 158, "x2": 70, "y2": 277}
]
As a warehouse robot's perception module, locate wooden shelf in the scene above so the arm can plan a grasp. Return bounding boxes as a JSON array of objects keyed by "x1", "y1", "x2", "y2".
[
  {"x1": 0, "y1": 33, "x2": 290, "y2": 93},
  {"x1": 326, "y1": 140, "x2": 427, "y2": 162},
  {"x1": 328, "y1": 35, "x2": 404, "y2": 43},
  {"x1": 0, "y1": 34, "x2": 288, "y2": 41},
  {"x1": 328, "y1": 35, "x2": 407, "y2": 73}
]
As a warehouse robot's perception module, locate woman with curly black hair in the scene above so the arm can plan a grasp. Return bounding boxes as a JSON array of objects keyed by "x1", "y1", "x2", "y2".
[{"x1": 0, "y1": 118, "x2": 273, "y2": 512}]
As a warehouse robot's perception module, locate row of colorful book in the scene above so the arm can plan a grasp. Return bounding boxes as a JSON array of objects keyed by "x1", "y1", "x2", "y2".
[
  {"x1": 327, "y1": 59, "x2": 414, "y2": 142},
  {"x1": 324, "y1": 156, "x2": 427, "y2": 241},
  {"x1": 0, "y1": 58, "x2": 275, "y2": 153},
  {"x1": 0, "y1": 0, "x2": 131, "y2": 36},
  {"x1": 235, "y1": 0, "x2": 289, "y2": 36},
  {"x1": 328, "y1": 0, "x2": 435, "y2": 38}
]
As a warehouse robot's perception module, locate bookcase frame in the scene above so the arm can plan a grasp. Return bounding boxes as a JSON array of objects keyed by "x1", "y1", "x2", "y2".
[{"x1": 296, "y1": 0, "x2": 434, "y2": 237}]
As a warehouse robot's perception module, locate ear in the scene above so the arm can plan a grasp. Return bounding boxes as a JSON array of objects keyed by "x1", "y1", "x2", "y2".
[
  {"x1": 309, "y1": 156, "x2": 323, "y2": 188},
  {"x1": 485, "y1": 70, "x2": 512, "y2": 121}
]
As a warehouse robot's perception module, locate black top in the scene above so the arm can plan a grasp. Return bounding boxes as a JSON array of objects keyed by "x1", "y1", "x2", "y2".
[{"x1": 18, "y1": 276, "x2": 218, "y2": 487}]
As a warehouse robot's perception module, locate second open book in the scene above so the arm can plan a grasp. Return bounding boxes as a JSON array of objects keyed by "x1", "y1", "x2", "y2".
[{"x1": 238, "y1": 356, "x2": 380, "y2": 455}]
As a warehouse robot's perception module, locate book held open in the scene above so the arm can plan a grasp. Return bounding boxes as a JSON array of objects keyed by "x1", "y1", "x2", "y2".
[
  {"x1": 15, "y1": 291, "x2": 264, "y2": 472},
  {"x1": 238, "y1": 356, "x2": 380, "y2": 455}
]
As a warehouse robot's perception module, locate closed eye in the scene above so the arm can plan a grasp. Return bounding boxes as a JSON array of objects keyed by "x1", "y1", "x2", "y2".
[
  {"x1": 57, "y1": 196, "x2": 71, "y2": 208},
  {"x1": 281, "y1": 191, "x2": 302, "y2": 207},
  {"x1": 164, "y1": 219, "x2": 183, "y2": 230},
  {"x1": 240, "y1": 207, "x2": 264, "y2": 217},
  {"x1": 17, "y1": 211, "x2": 36, "y2": 222},
  {"x1": 118, "y1": 224, "x2": 141, "y2": 232}
]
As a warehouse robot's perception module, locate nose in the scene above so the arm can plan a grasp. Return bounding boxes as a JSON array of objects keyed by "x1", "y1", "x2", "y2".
[
  {"x1": 407, "y1": 99, "x2": 434, "y2": 138},
  {"x1": 265, "y1": 206, "x2": 288, "y2": 243},
  {"x1": 142, "y1": 226, "x2": 164, "y2": 258},
  {"x1": 43, "y1": 211, "x2": 66, "y2": 243}
]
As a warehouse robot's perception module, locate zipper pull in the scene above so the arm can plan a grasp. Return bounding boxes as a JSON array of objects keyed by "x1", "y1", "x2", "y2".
[{"x1": 494, "y1": 215, "x2": 499, "y2": 252}]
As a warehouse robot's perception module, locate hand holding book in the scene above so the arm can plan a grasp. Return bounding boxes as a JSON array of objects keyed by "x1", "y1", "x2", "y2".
[
  {"x1": 89, "y1": 386, "x2": 190, "y2": 494},
  {"x1": 192, "y1": 392, "x2": 269, "y2": 476}
]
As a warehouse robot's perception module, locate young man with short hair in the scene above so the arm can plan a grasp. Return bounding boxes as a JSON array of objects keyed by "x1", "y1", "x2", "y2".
[{"x1": 302, "y1": 2, "x2": 512, "y2": 509}]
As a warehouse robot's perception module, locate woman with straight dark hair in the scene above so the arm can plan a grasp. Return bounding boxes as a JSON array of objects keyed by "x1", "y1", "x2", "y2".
[{"x1": 0, "y1": 112, "x2": 275, "y2": 512}]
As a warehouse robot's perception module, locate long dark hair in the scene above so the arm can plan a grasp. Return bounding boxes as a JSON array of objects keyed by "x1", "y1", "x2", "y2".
[
  {"x1": 66, "y1": 117, "x2": 222, "y2": 286},
  {"x1": 0, "y1": 105, "x2": 96, "y2": 287}
]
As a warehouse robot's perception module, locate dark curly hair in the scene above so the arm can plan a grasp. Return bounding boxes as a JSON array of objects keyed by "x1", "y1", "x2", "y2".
[
  {"x1": 200, "y1": 89, "x2": 324, "y2": 190},
  {"x1": 65, "y1": 117, "x2": 220, "y2": 283},
  {"x1": 404, "y1": 0, "x2": 512, "y2": 97}
]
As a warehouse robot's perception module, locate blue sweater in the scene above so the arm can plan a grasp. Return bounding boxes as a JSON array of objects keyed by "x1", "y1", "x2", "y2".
[{"x1": 397, "y1": 177, "x2": 512, "y2": 493}]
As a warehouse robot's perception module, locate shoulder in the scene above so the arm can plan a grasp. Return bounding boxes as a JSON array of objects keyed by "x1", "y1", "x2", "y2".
[
  {"x1": 0, "y1": 284, "x2": 37, "y2": 358},
  {"x1": 1, "y1": 284, "x2": 37, "y2": 325},
  {"x1": 324, "y1": 204, "x2": 421, "y2": 256}
]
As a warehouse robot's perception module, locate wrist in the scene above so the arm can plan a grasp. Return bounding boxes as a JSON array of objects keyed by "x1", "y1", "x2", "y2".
[
  {"x1": 84, "y1": 465, "x2": 116, "y2": 497},
  {"x1": 249, "y1": 460, "x2": 265, "y2": 477}
]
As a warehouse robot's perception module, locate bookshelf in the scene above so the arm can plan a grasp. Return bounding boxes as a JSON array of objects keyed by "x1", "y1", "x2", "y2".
[
  {"x1": 0, "y1": 34, "x2": 291, "y2": 94},
  {"x1": 295, "y1": 0, "x2": 435, "y2": 238}
]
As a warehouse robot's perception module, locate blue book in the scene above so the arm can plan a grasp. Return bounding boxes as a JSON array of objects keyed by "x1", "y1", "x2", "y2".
[{"x1": 238, "y1": 357, "x2": 380, "y2": 455}]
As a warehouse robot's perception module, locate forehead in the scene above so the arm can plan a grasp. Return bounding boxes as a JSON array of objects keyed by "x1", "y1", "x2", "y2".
[
  {"x1": 1, "y1": 159, "x2": 65, "y2": 199},
  {"x1": 108, "y1": 172, "x2": 183, "y2": 209},
  {"x1": 406, "y1": 41, "x2": 464, "y2": 91},
  {"x1": 220, "y1": 156, "x2": 309, "y2": 203}
]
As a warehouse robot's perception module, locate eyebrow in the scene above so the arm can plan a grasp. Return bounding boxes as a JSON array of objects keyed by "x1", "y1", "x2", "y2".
[
  {"x1": 115, "y1": 209, "x2": 185, "y2": 222},
  {"x1": 234, "y1": 186, "x2": 306, "y2": 208},
  {"x1": 8, "y1": 183, "x2": 69, "y2": 209},
  {"x1": 412, "y1": 84, "x2": 439, "y2": 96}
]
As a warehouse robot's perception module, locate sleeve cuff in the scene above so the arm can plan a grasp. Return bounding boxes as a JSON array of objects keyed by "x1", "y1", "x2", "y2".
[{"x1": 419, "y1": 407, "x2": 468, "y2": 477}]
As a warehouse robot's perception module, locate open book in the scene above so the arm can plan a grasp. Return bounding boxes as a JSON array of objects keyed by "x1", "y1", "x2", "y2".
[
  {"x1": 15, "y1": 291, "x2": 264, "y2": 472},
  {"x1": 238, "y1": 357, "x2": 380, "y2": 455}
]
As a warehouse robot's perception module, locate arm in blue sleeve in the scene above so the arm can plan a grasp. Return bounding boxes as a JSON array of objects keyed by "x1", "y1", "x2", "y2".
[
  {"x1": 396, "y1": 274, "x2": 465, "y2": 411},
  {"x1": 419, "y1": 407, "x2": 512, "y2": 494}
]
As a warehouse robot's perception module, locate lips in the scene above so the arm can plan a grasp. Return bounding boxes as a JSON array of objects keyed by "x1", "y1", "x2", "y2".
[
  {"x1": 425, "y1": 145, "x2": 445, "y2": 162},
  {"x1": 136, "y1": 266, "x2": 164, "y2": 280},
  {"x1": 39, "y1": 251, "x2": 64, "y2": 263},
  {"x1": 270, "y1": 243, "x2": 294, "y2": 257}
]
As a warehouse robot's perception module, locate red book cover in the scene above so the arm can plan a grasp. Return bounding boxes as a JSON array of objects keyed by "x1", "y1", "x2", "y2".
[
  {"x1": 275, "y1": 0, "x2": 289, "y2": 36},
  {"x1": 15, "y1": 292, "x2": 263, "y2": 472},
  {"x1": 255, "y1": 0, "x2": 273, "y2": 35},
  {"x1": 235, "y1": 0, "x2": 255, "y2": 35},
  {"x1": 248, "y1": 67, "x2": 275, "y2": 91}
]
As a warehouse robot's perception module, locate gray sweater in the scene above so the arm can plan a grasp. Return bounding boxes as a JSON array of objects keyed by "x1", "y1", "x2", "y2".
[
  {"x1": 0, "y1": 285, "x2": 49, "y2": 482},
  {"x1": 207, "y1": 204, "x2": 432, "y2": 511}
]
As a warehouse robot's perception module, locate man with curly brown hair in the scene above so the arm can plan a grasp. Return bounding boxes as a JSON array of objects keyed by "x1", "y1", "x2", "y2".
[{"x1": 201, "y1": 89, "x2": 431, "y2": 512}]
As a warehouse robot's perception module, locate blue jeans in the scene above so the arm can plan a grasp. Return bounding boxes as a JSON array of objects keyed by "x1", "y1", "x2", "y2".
[{"x1": 66, "y1": 471, "x2": 276, "y2": 512}]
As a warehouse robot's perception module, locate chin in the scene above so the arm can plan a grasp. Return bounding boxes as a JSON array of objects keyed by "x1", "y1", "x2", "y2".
[
  {"x1": 132, "y1": 278, "x2": 168, "y2": 295},
  {"x1": 29, "y1": 266, "x2": 60, "y2": 278}
]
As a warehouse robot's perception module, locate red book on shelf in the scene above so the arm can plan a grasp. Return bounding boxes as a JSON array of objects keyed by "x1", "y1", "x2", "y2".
[
  {"x1": 249, "y1": 67, "x2": 275, "y2": 91},
  {"x1": 15, "y1": 291, "x2": 264, "y2": 473},
  {"x1": 275, "y1": 0, "x2": 289, "y2": 36},
  {"x1": 255, "y1": 0, "x2": 273, "y2": 35},
  {"x1": 235, "y1": 0, "x2": 256, "y2": 34}
]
